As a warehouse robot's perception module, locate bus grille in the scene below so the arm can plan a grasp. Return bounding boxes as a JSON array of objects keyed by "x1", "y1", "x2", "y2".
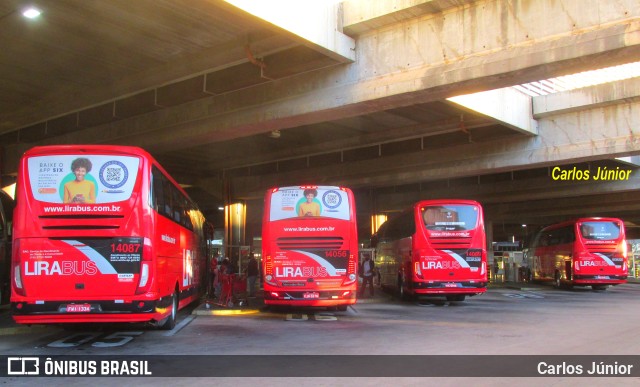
[
  {"x1": 38, "y1": 215, "x2": 123, "y2": 230},
  {"x1": 43, "y1": 225, "x2": 120, "y2": 230},
  {"x1": 585, "y1": 245, "x2": 617, "y2": 253},
  {"x1": 276, "y1": 237, "x2": 343, "y2": 250},
  {"x1": 429, "y1": 239, "x2": 471, "y2": 249}
]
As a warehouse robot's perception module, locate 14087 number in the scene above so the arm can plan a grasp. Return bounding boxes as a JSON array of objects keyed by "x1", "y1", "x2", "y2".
[{"x1": 110, "y1": 243, "x2": 141, "y2": 253}]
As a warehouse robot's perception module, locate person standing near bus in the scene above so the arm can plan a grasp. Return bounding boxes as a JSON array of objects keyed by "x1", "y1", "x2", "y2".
[
  {"x1": 298, "y1": 188, "x2": 320, "y2": 217},
  {"x1": 246, "y1": 255, "x2": 259, "y2": 298},
  {"x1": 209, "y1": 257, "x2": 219, "y2": 297},
  {"x1": 359, "y1": 254, "x2": 375, "y2": 297},
  {"x1": 63, "y1": 157, "x2": 96, "y2": 203}
]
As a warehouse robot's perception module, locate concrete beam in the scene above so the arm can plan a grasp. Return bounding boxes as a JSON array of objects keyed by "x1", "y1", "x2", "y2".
[
  {"x1": 616, "y1": 155, "x2": 640, "y2": 167},
  {"x1": 372, "y1": 170, "x2": 640, "y2": 212},
  {"x1": 342, "y1": 0, "x2": 476, "y2": 35},
  {"x1": 4, "y1": 0, "x2": 640, "y2": 171},
  {"x1": 533, "y1": 77, "x2": 640, "y2": 118},
  {"x1": 228, "y1": 98, "x2": 640, "y2": 198},
  {"x1": 447, "y1": 87, "x2": 538, "y2": 135},
  {"x1": 489, "y1": 190, "x2": 640, "y2": 222},
  {"x1": 224, "y1": 0, "x2": 355, "y2": 62}
]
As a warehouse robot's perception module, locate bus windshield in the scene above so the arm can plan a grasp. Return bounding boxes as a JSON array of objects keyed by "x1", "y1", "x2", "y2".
[
  {"x1": 421, "y1": 204, "x2": 478, "y2": 231},
  {"x1": 579, "y1": 221, "x2": 622, "y2": 240},
  {"x1": 269, "y1": 186, "x2": 351, "y2": 221},
  {"x1": 27, "y1": 155, "x2": 139, "y2": 204}
]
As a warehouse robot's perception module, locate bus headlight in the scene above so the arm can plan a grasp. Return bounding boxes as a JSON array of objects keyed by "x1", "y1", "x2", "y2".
[{"x1": 349, "y1": 274, "x2": 356, "y2": 281}]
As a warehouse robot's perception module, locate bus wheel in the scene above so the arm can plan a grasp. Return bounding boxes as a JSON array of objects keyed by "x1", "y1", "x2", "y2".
[
  {"x1": 397, "y1": 276, "x2": 405, "y2": 299},
  {"x1": 336, "y1": 305, "x2": 348, "y2": 312},
  {"x1": 398, "y1": 276, "x2": 411, "y2": 301},
  {"x1": 554, "y1": 272, "x2": 562, "y2": 289},
  {"x1": 592, "y1": 285, "x2": 608, "y2": 291},
  {"x1": 446, "y1": 295, "x2": 466, "y2": 302},
  {"x1": 159, "y1": 290, "x2": 178, "y2": 330}
]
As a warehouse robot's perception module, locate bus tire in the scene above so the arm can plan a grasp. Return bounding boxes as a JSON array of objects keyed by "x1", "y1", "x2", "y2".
[
  {"x1": 592, "y1": 285, "x2": 608, "y2": 291},
  {"x1": 554, "y1": 271, "x2": 562, "y2": 289},
  {"x1": 159, "y1": 290, "x2": 178, "y2": 330},
  {"x1": 398, "y1": 275, "x2": 412, "y2": 301},
  {"x1": 446, "y1": 295, "x2": 466, "y2": 302},
  {"x1": 336, "y1": 305, "x2": 348, "y2": 311}
]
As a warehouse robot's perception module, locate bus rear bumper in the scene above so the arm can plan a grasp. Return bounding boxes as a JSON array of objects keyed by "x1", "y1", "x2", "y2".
[
  {"x1": 263, "y1": 290, "x2": 356, "y2": 306},
  {"x1": 572, "y1": 275, "x2": 627, "y2": 285},
  {"x1": 10, "y1": 299, "x2": 170, "y2": 325},
  {"x1": 411, "y1": 281, "x2": 487, "y2": 296}
]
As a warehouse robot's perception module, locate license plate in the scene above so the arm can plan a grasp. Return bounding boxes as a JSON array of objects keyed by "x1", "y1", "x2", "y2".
[
  {"x1": 444, "y1": 283, "x2": 459, "y2": 288},
  {"x1": 66, "y1": 304, "x2": 91, "y2": 313},
  {"x1": 595, "y1": 276, "x2": 610, "y2": 280},
  {"x1": 303, "y1": 292, "x2": 319, "y2": 299}
]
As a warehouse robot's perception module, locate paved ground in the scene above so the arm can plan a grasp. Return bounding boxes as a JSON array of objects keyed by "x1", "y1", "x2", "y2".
[{"x1": 2, "y1": 281, "x2": 639, "y2": 386}]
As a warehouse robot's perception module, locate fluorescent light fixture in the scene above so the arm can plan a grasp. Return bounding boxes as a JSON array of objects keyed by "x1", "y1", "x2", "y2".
[{"x1": 22, "y1": 7, "x2": 42, "y2": 19}]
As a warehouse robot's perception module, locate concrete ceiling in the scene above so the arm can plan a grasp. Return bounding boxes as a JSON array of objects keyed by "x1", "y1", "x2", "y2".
[
  {"x1": 1, "y1": 0, "x2": 639, "y2": 242},
  {"x1": 0, "y1": 1, "x2": 511, "y2": 205}
]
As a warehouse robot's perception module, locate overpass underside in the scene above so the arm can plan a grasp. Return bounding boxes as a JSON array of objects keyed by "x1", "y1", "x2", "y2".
[{"x1": 1, "y1": 0, "x2": 640, "y2": 241}]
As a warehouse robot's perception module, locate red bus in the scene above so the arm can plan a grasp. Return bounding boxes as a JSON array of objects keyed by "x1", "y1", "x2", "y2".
[
  {"x1": 1, "y1": 190, "x2": 15, "y2": 304},
  {"x1": 11, "y1": 145, "x2": 207, "y2": 328},
  {"x1": 372, "y1": 200, "x2": 487, "y2": 301},
  {"x1": 528, "y1": 218, "x2": 628, "y2": 290},
  {"x1": 262, "y1": 185, "x2": 358, "y2": 310}
]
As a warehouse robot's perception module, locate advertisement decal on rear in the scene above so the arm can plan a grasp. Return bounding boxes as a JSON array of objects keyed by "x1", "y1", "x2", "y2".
[
  {"x1": 27, "y1": 155, "x2": 139, "y2": 205},
  {"x1": 22, "y1": 238, "x2": 142, "y2": 281},
  {"x1": 273, "y1": 249, "x2": 348, "y2": 278}
]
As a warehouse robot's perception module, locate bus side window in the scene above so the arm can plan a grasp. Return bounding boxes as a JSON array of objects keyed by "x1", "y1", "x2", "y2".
[
  {"x1": 171, "y1": 186, "x2": 182, "y2": 224},
  {"x1": 161, "y1": 177, "x2": 173, "y2": 219},
  {"x1": 151, "y1": 167, "x2": 165, "y2": 214}
]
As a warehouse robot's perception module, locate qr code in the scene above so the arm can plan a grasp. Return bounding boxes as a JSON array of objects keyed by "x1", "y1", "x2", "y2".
[
  {"x1": 326, "y1": 194, "x2": 338, "y2": 205},
  {"x1": 106, "y1": 167, "x2": 122, "y2": 182}
]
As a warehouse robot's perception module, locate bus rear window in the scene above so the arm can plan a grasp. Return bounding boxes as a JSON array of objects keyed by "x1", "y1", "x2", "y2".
[
  {"x1": 269, "y1": 186, "x2": 351, "y2": 221},
  {"x1": 27, "y1": 155, "x2": 140, "y2": 204},
  {"x1": 421, "y1": 205, "x2": 478, "y2": 231},
  {"x1": 579, "y1": 221, "x2": 621, "y2": 240}
]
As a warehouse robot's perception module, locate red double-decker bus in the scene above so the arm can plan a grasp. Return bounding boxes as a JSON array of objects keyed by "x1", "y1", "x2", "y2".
[
  {"x1": 262, "y1": 185, "x2": 358, "y2": 310},
  {"x1": 372, "y1": 200, "x2": 487, "y2": 301},
  {"x1": 11, "y1": 145, "x2": 207, "y2": 328},
  {"x1": 529, "y1": 218, "x2": 628, "y2": 290}
]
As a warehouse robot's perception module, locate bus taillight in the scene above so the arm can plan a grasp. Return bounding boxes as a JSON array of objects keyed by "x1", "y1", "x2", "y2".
[
  {"x1": 348, "y1": 255, "x2": 356, "y2": 275},
  {"x1": 135, "y1": 238, "x2": 153, "y2": 295},
  {"x1": 344, "y1": 254, "x2": 357, "y2": 284},
  {"x1": 414, "y1": 261, "x2": 423, "y2": 279},
  {"x1": 264, "y1": 255, "x2": 278, "y2": 285},
  {"x1": 11, "y1": 239, "x2": 25, "y2": 297},
  {"x1": 265, "y1": 255, "x2": 273, "y2": 275},
  {"x1": 620, "y1": 242, "x2": 628, "y2": 259}
]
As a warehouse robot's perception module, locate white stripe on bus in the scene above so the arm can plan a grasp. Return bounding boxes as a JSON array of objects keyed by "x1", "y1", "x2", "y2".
[
  {"x1": 62, "y1": 240, "x2": 117, "y2": 274},
  {"x1": 442, "y1": 250, "x2": 470, "y2": 268}
]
